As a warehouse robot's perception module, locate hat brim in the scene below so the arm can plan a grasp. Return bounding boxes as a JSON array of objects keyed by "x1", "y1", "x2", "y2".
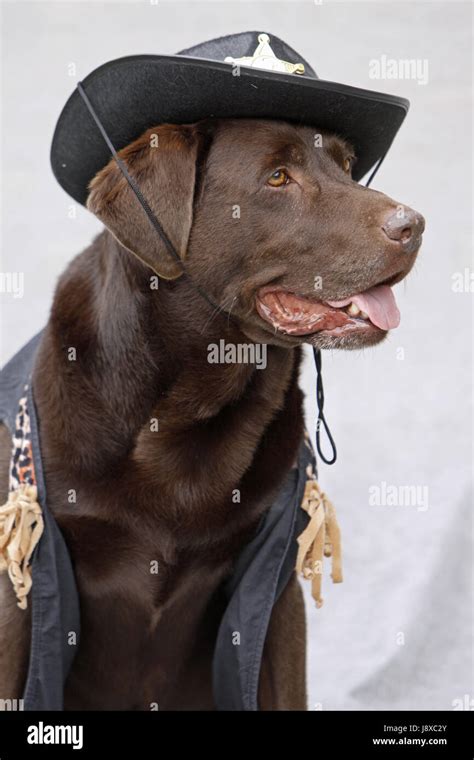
[{"x1": 51, "y1": 54, "x2": 409, "y2": 205}]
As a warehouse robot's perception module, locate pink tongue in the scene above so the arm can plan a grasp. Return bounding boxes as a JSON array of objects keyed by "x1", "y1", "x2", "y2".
[{"x1": 328, "y1": 285, "x2": 400, "y2": 330}]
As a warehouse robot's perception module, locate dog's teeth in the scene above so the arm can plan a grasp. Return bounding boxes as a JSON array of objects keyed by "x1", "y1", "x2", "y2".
[
  {"x1": 347, "y1": 303, "x2": 360, "y2": 316},
  {"x1": 360, "y1": 310, "x2": 369, "y2": 320}
]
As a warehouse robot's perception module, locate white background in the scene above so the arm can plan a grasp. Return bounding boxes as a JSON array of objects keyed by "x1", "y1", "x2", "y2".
[{"x1": 1, "y1": 0, "x2": 472, "y2": 710}]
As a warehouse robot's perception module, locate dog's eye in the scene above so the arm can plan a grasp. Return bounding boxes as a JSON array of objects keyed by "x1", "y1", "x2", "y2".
[
  {"x1": 343, "y1": 156, "x2": 355, "y2": 173},
  {"x1": 267, "y1": 169, "x2": 290, "y2": 187}
]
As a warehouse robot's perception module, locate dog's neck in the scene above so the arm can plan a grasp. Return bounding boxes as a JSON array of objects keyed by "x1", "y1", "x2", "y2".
[{"x1": 34, "y1": 232, "x2": 303, "y2": 524}]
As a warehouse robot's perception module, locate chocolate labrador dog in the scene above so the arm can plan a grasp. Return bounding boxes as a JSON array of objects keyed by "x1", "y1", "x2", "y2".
[{"x1": 0, "y1": 118, "x2": 424, "y2": 710}]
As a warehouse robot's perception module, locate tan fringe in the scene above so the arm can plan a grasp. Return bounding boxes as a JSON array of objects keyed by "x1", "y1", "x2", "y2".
[
  {"x1": 0, "y1": 484, "x2": 44, "y2": 610},
  {"x1": 296, "y1": 474, "x2": 343, "y2": 608}
]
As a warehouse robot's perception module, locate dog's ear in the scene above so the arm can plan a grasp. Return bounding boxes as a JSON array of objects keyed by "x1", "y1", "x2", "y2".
[{"x1": 87, "y1": 124, "x2": 204, "y2": 280}]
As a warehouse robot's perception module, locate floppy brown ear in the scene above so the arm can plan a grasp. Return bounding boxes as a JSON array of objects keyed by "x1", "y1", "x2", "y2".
[{"x1": 87, "y1": 123, "x2": 203, "y2": 280}]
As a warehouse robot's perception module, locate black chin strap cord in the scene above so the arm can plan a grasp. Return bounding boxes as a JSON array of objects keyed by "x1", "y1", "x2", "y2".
[
  {"x1": 77, "y1": 84, "x2": 181, "y2": 267},
  {"x1": 312, "y1": 153, "x2": 386, "y2": 465},
  {"x1": 78, "y1": 80, "x2": 387, "y2": 469},
  {"x1": 77, "y1": 82, "x2": 231, "y2": 320},
  {"x1": 313, "y1": 348, "x2": 337, "y2": 465}
]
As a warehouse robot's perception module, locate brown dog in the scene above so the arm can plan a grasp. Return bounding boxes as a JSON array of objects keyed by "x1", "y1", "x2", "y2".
[{"x1": 0, "y1": 118, "x2": 424, "y2": 710}]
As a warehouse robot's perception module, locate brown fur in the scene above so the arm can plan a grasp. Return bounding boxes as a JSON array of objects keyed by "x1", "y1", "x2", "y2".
[{"x1": 0, "y1": 118, "x2": 423, "y2": 709}]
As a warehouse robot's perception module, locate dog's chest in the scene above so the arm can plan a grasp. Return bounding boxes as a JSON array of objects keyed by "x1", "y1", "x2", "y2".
[
  {"x1": 56, "y1": 432, "x2": 297, "y2": 709},
  {"x1": 46, "y1": 348, "x2": 305, "y2": 708},
  {"x1": 60, "y1": 510, "x2": 235, "y2": 709}
]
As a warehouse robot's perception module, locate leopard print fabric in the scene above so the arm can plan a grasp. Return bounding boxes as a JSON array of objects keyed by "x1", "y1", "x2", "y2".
[{"x1": 9, "y1": 386, "x2": 36, "y2": 492}]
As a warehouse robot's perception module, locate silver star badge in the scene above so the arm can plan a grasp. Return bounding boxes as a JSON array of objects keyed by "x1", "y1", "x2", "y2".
[{"x1": 225, "y1": 33, "x2": 305, "y2": 75}]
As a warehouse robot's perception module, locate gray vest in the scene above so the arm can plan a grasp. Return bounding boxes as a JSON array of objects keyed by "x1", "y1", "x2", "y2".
[{"x1": 0, "y1": 333, "x2": 313, "y2": 711}]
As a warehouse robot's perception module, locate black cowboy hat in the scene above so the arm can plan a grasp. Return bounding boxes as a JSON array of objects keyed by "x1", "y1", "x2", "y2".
[{"x1": 51, "y1": 30, "x2": 409, "y2": 205}]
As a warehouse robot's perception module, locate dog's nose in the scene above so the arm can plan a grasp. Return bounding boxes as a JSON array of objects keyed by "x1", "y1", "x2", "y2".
[{"x1": 382, "y1": 207, "x2": 425, "y2": 253}]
